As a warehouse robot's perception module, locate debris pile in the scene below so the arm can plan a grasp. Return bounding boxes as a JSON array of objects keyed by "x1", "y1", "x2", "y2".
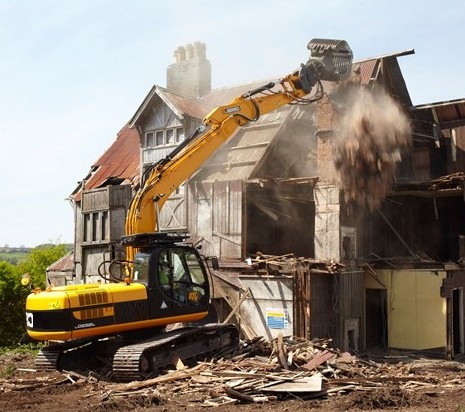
[
  {"x1": 331, "y1": 84, "x2": 412, "y2": 210},
  {"x1": 3, "y1": 336, "x2": 465, "y2": 409}
]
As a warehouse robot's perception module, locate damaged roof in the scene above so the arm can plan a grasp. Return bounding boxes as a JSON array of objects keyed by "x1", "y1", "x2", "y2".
[
  {"x1": 73, "y1": 50, "x2": 415, "y2": 196},
  {"x1": 70, "y1": 124, "x2": 140, "y2": 202},
  {"x1": 354, "y1": 50, "x2": 414, "y2": 105},
  {"x1": 193, "y1": 106, "x2": 295, "y2": 182},
  {"x1": 413, "y1": 97, "x2": 465, "y2": 129}
]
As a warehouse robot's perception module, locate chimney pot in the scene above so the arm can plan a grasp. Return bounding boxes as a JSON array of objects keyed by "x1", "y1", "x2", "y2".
[{"x1": 185, "y1": 43, "x2": 194, "y2": 59}]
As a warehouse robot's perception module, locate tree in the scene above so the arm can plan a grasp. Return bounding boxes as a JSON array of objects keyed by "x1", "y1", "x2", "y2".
[
  {"x1": 0, "y1": 244, "x2": 69, "y2": 346},
  {"x1": 0, "y1": 261, "x2": 28, "y2": 346},
  {"x1": 18, "y1": 243, "x2": 69, "y2": 290}
]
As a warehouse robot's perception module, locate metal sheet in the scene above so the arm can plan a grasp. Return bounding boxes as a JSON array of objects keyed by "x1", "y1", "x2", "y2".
[{"x1": 239, "y1": 277, "x2": 294, "y2": 340}]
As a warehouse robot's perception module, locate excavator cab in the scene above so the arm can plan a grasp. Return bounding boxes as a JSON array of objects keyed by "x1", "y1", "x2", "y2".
[{"x1": 131, "y1": 240, "x2": 210, "y2": 320}]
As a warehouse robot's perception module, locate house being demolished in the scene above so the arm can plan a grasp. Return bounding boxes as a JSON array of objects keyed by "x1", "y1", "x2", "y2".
[{"x1": 60, "y1": 41, "x2": 465, "y2": 359}]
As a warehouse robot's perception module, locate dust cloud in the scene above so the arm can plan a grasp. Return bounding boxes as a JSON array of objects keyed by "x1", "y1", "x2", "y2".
[{"x1": 331, "y1": 84, "x2": 412, "y2": 210}]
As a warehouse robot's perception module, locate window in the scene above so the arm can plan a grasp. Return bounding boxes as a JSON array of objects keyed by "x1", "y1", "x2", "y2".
[
  {"x1": 156, "y1": 247, "x2": 207, "y2": 305},
  {"x1": 82, "y1": 211, "x2": 109, "y2": 243},
  {"x1": 133, "y1": 252, "x2": 150, "y2": 282},
  {"x1": 156, "y1": 130, "x2": 164, "y2": 146},
  {"x1": 145, "y1": 131, "x2": 155, "y2": 148},
  {"x1": 101, "y1": 211, "x2": 108, "y2": 240},
  {"x1": 92, "y1": 214, "x2": 99, "y2": 241},
  {"x1": 175, "y1": 127, "x2": 184, "y2": 143},
  {"x1": 144, "y1": 127, "x2": 185, "y2": 148},
  {"x1": 166, "y1": 129, "x2": 174, "y2": 145},
  {"x1": 83, "y1": 214, "x2": 91, "y2": 242}
]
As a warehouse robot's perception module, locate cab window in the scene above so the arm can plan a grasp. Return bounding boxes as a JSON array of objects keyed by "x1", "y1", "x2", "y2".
[
  {"x1": 133, "y1": 252, "x2": 150, "y2": 282},
  {"x1": 157, "y1": 248, "x2": 208, "y2": 305}
]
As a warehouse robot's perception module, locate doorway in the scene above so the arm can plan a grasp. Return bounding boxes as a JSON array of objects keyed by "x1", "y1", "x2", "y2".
[
  {"x1": 452, "y1": 288, "x2": 464, "y2": 355},
  {"x1": 365, "y1": 289, "x2": 387, "y2": 349}
]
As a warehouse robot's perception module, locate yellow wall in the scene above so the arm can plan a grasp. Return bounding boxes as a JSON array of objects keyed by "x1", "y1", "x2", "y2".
[{"x1": 365, "y1": 269, "x2": 447, "y2": 350}]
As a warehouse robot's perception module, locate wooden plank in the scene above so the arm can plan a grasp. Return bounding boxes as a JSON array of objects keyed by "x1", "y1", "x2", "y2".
[
  {"x1": 299, "y1": 350, "x2": 334, "y2": 371},
  {"x1": 223, "y1": 288, "x2": 250, "y2": 324},
  {"x1": 258, "y1": 376, "x2": 322, "y2": 392}
]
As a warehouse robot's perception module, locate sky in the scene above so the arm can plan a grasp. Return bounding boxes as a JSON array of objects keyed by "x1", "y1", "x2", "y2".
[{"x1": 0, "y1": 0, "x2": 464, "y2": 248}]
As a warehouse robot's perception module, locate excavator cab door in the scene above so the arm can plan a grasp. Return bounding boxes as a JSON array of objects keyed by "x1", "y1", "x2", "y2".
[{"x1": 134, "y1": 246, "x2": 210, "y2": 320}]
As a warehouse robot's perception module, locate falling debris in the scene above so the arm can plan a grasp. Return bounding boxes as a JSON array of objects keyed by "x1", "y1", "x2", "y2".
[{"x1": 331, "y1": 83, "x2": 412, "y2": 210}]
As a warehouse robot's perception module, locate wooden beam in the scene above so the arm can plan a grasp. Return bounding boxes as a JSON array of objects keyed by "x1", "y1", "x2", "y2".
[{"x1": 223, "y1": 288, "x2": 250, "y2": 324}]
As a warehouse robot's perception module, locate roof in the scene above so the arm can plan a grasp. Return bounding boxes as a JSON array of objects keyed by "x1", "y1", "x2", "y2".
[
  {"x1": 129, "y1": 86, "x2": 213, "y2": 126},
  {"x1": 355, "y1": 50, "x2": 414, "y2": 106},
  {"x1": 413, "y1": 98, "x2": 465, "y2": 129},
  {"x1": 70, "y1": 124, "x2": 140, "y2": 201},
  {"x1": 193, "y1": 106, "x2": 294, "y2": 182},
  {"x1": 72, "y1": 49, "x2": 415, "y2": 198},
  {"x1": 46, "y1": 251, "x2": 74, "y2": 272},
  {"x1": 128, "y1": 50, "x2": 414, "y2": 130}
]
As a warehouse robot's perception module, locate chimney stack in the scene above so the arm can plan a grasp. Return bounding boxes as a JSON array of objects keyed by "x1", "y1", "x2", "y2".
[{"x1": 166, "y1": 41, "x2": 211, "y2": 98}]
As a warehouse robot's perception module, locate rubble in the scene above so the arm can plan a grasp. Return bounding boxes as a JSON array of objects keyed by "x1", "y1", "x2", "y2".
[{"x1": 3, "y1": 335, "x2": 465, "y2": 409}]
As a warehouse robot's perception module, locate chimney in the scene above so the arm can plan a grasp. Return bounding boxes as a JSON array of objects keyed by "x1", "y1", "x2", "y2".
[{"x1": 166, "y1": 41, "x2": 211, "y2": 98}]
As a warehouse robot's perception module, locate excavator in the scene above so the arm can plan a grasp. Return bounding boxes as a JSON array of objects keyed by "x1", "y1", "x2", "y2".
[{"x1": 23, "y1": 39, "x2": 353, "y2": 381}]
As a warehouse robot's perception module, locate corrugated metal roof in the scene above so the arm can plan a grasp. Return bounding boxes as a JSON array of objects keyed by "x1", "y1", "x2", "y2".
[
  {"x1": 71, "y1": 124, "x2": 140, "y2": 201},
  {"x1": 354, "y1": 50, "x2": 414, "y2": 106},
  {"x1": 46, "y1": 251, "x2": 74, "y2": 272}
]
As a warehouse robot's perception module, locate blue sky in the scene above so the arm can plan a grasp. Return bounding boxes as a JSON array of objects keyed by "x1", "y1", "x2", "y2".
[{"x1": 0, "y1": 0, "x2": 464, "y2": 247}]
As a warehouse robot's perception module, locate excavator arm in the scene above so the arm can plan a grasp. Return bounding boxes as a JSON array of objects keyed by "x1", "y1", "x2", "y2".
[{"x1": 126, "y1": 39, "x2": 353, "y2": 248}]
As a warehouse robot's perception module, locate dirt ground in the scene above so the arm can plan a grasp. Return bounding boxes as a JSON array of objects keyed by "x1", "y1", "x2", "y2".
[{"x1": 2, "y1": 349, "x2": 465, "y2": 412}]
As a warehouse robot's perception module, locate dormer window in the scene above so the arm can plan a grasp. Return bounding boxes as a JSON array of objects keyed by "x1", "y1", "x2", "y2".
[{"x1": 145, "y1": 127, "x2": 184, "y2": 148}]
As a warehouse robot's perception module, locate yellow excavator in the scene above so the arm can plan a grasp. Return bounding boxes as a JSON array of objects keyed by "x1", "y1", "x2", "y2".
[{"x1": 24, "y1": 39, "x2": 353, "y2": 380}]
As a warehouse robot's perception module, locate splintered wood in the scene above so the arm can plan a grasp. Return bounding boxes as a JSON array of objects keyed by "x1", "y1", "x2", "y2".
[
  {"x1": 252, "y1": 252, "x2": 344, "y2": 275},
  {"x1": 331, "y1": 83, "x2": 412, "y2": 210},
  {"x1": 6, "y1": 336, "x2": 464, "y2": 408}
]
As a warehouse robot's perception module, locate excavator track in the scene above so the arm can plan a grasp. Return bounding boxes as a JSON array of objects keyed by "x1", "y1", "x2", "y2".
[
  {"x1": 112, "y1": 323, "x2": 239, "y2": 381},
  {"x1": 34, "y1": 338, "x2": 96, "y2": 371},
  {"x1": 34, "y1": 323, "x2": 239, "y2": 381}
]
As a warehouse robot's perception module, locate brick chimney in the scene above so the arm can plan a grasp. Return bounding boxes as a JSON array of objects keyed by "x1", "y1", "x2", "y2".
[{"x1": 166, "y1": 41, "x2": 211, "y2": 98}]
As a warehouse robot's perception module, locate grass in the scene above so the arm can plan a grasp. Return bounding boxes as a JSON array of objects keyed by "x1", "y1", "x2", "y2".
[
  {"x1": 0, "y1": 251, "x2": 29, "y2": 265},
  {"x1": 0, "y1": 343, "x2": 41, "y2": 356}
]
